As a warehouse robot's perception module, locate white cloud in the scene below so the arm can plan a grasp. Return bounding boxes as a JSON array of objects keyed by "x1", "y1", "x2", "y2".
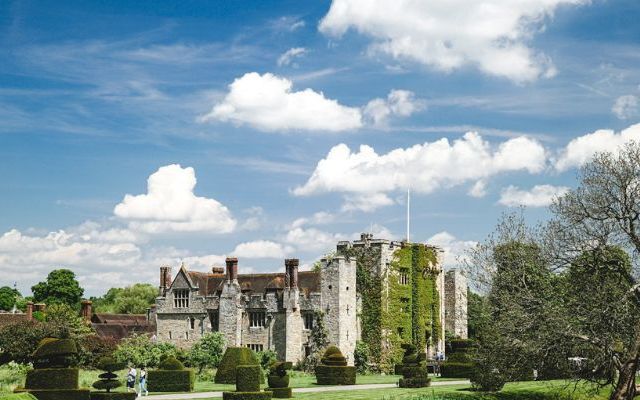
[
  {"x1": 199, "y1": 72, "x2": 362, "y2": 132},
  {"x1": 232, "y1": 240, "x2": 289, "y2": 259},
  {"x1": 278, "y1": 47, "x2": 307, "y2": 66},
  {"x1": 498, "y1": 184, "x2": 569, "y2": 207},
  {"x1": 363, "y1": 90, "x2": 424, "y2": 126},
  {"x1": 341, "y1": 193, "x2": 395, "y2": 212},
  {"x1": 468, "y1": 180, "x2": 487, "y2": 198},
  {"x1": 427, "y1": 231, "x2": 477, "y2": 269},
  {"x1": 283, "y1": 227, "x2": 347, "y2": 252},
  {"x1": 294, "y1": 132, "x2": 547, "y2": 209},
  {"x1": 290, "y1": 211, "x2": 336, "y2": 229},
  {"x1": 612, "y1": 95, "x2": 639, "y2": 120},
  {"x1": 555, "y1": 123, "x2": 640, "y2": 171},
  {"x1": 319, "y1": 0, "x2": 587, "y2": 83},
  {"x1": 114, "y1": 164, "x2": 236, "y2": 233}
]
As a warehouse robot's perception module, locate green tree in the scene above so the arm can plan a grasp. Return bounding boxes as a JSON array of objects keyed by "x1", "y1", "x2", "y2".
[
  {"x1": 0, "y1": 320, "x2": 60, "y2": 364},
  {"x1": 301, "y1": 311, "x2": 329, "y2": 372},
  {"x1": 114, "y1": 334, "x2": 177, "y2": 368},
  {"x1": 32, "y1": 269, "x2": 84, "y2": 308},
  {"x1": 466, "y1": 290, "x2": 488, "y2": 340},
  {"x1": 92, "y1": 284, "x2": 157, "y2": 314},
  {"x1": 0, "y1": 286, "x2": 20, "y2": 312},
  {"x1": 188, "y1": 332, "x2": 226, "y2": 373},
  {"x1": 45, "y1": 303, "x2": 93, "y2": 337}
]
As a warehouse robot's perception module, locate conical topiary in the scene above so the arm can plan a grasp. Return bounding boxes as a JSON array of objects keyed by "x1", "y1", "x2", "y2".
[
  {"x1": 315, "y1": 346, "x2": 356, "y2": 385},
  {"x1": 397, "y1": 343, "x2": 431, "y2": 388}
]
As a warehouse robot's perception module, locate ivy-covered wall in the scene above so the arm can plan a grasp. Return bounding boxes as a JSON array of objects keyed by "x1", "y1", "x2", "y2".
[{"x1": 339, "y1": 242, "x2": 441, "y2": 372}]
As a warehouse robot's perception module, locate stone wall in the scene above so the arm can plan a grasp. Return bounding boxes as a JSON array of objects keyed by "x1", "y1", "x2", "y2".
[{"x1": 445, "y1": 269, "x2": 468, "y2": 339}]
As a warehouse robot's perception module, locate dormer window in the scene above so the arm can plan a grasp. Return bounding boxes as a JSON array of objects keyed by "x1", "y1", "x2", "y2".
[{"x1": 174, "y1": 289, "x2": 189, "y2": 308}]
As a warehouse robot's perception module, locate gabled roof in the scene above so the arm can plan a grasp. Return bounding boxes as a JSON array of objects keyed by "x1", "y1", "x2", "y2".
[{"x1": 187, "y1": 270, "x2": 321, "y2": 297}]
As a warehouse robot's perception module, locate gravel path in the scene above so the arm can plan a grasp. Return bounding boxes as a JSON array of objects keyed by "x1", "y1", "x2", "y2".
[{"x1": 147, "y1": 380, "x2": 470, "y2": 399}]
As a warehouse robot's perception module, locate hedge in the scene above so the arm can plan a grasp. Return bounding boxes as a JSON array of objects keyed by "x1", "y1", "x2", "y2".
[
  {"x1": 90, "y1": 394, "x2": 136, "y2": 400},
  {"x1": 16, "y1": 389, "x2": 91, "y2": 400},
  {"x1": 25, "y1": 368, "x2": 79, "y2": 389},
  {"x1": 158, "y1": 356, "x2": 184, "y2": 370},
  {"x1": 269, "y1": 387, "x2": 292, "y2": 399},
  {"x1": 236, "y1": 365, "x2": 261, "y2": 392},
  {"x1": 147, "y1": 369, "x2": 195, "y2": 392},
  {"x1": 222, "y1": 392, "x2": 272, "y2": 400},
  {"x1": 267, "y1": 375, "x2": 289, "y2": 388},
  {"x1": 215, "y1": 347, "x2": 263, "y2": 384},
  {"x1": 32, "y1": 338, "x2": 78, "y2": 368},
  {"x1": 441, "y1": 362, "x2": 474, "y2": 378},
  {"x1": 315, "y1": 365, "x2": 357, "y2": 385}
]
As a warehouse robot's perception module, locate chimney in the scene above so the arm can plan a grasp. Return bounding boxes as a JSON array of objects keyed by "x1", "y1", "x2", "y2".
[
  {"x1": 26, "y1": 301, "x2": 33, "y2": 321},
  {"x1": 285, "y1": 259, "x2": 299, "y2": 288},
  {"x1": 160, "y1": 266, "x2": 172, "y2": 295},
  {"x1": 226, "y1": 257, "x2": 238, "y2": 281},
  {"x1": 211, "y1": 266, "x2": 224, "y2": 274},
  {"x1": 81, "y1": 300, "x2": 92, "y2": 322}
]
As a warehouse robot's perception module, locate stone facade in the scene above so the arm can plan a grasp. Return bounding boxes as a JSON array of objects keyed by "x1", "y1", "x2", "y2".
[
  {"x1": 444, "y1": 269, "x2": 468, "y2": 339},
  {"x1": 154, "y1": 234, "x2": 466, "y2": 364}
]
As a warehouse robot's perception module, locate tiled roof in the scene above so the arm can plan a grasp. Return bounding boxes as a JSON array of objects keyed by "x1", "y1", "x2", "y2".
[{"x1": 188, "y1": 271, "x2": 321, "y2": 296}]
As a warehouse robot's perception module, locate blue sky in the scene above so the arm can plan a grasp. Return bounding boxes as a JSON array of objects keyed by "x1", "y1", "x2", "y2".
[{"x1": 1, "y1": 0, "x2": 640, "y2": 296}]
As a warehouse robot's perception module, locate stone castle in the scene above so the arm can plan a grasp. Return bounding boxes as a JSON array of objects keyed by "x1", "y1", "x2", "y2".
[{"x1": 153, "y1": 234, "x2": 467, "y2": 365}]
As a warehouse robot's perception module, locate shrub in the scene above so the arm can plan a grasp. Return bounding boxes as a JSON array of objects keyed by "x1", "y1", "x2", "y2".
[
  {"x1": 0, "y1": 321, "x2": 60, "y2": 365},
  {"x1": 25, "y1": 368, "x2": 79, "y2": 389},
  {"x1": 256, "y1": 350, "x2": 277, "y2": 372},
  {"x1": 90, "y1": 394, "x2": 136, "y2": 400},
  {"x1": 222, "y1": 393, "x2": 272, "y2": 400},
  {"x1": 158, "y1": 356, "x2": 184, "y2": 370},
  {"x1": 315, "y1": 346, "x2": 356, "y2": 385},
  {"x1": 113, "y1": 334, "x2": 177, "y2": 368},
  {"x1": 236, "y1": 365, "x2": 261, "y2": 392},
  {"x1": 440, "y1": 362, "x2": 474, "y2": 378},
  {"x1": 77, "y1": 335, "x2": 118, "y2": 370},
  {"x1": 146, "y1": 369, "x2": 195, "y2": 392},
  {"x1": 397, "y1": 343, "x2": 430, "y2": 388},
  {"x1": 267, "y1": 361, "x2": 292, "y2": 398},
  {"x1": 91, "y1": 357, "x2": 127, "y2": 394},
  {"x1": 471, "y1": 364, "x2": 506, "y2": 392},
  {"x1": 215, "y1": 347, "x2": 263, "y2": 384},
  {"x1": 32, "y1": 338, "x2": 78, "y2": 368}
]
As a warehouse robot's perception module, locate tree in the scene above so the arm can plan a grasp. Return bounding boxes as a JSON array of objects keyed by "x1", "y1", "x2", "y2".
[
  {"x1": 114, "y1": 334, "x2": 177, "y2": 368},
  {"x1": 0, "y1": 286, "x2": 20, "y2": 312},
  {"x1": 301, "y1": 311, "x2": 329, "y2": 372},
  {"x1": 188, "y1": 332, "x2": 226, "y2": 373},
  {"x1": 32, "y1": 269, "x2": 84, "y2": 308},
  {"x1": 466, "y1": 290, "x2": 488, "y2": 341},
  {"x1": 45, "y1": 303, "x2": 94, "y2": 338},
  {"x1": 548, "y1": 142, "x2": 640, "y2": 400},
  {"x1": 92, "y1": 284, "x2": 157, "y2": 314},
  {"x1": 0, "y1": 320, "x2": 60, "y2": 364}
]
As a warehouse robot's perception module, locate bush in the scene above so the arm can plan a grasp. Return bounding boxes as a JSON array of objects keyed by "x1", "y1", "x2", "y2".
[
  {"x1": 90, "y1": 394, "x2": 136, "y2": 400},
  {"x1": 440, "y1": 362, "x2": 474, "y2": 378},
  {"x1": 215, "y1": 347, "x2": 263, "y2": 384},
  {"x1": 396, "y1": 343, "x2": 430, "y2": 388},
  {"x1": 236, "y1": 365, "x2": 261, "y2": 392},
  {"x1": 92, "y1": 357, "x2": 126, "y2": 394},
  {"x1": 222, "y1": 392, "x2": 272, "y2": 400},
  {"x1": 256, "y1": 350, "x2": 277, "y2": 372},
  {"x1": 448, "y1": 339, "x2": 474, "y2": 353},
  {"x1": 32, "y1": 338, "x2": 78, "y2": 368},
  {"x1": 471, "y1": 364, "x2": 506, "y2": 392},
  {"x1": 77, "y1": 335, "x2": 118, "y2": 370},
  {"x1": 353, "y1": 341, "x2": 370, "y2": 374},
  {"x1": 25, "y1": 368, "x2": 79, "y2": 390},
  {"x1": 146, "y1": 369, "x2": 195, "y2": 392},
  {"x1": 113, "y1": 334, "x2": 177, "y2": 368},
  {"x1": 0, "y1": 321, "x2": 60, "y2": 365},
  {"x1": 16, "y1": 389, "x2": 91, "y2": 400}
]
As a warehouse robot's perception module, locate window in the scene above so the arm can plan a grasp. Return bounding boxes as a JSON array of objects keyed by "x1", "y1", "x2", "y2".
[
  {"x1": 304, "y1": 313, "x2": 314, "y2": 330},
  {"x1": 189, "y1": 317, "x2": 195, "y2": 330},
  {"x1": 400, "y1": 297, "x2": 410, "y2": 313},
  {"x1": 210, "y1": 311, "x2": 219, "y2": 331},
  {"x1": 399, "y1": 269, "x2": 409, "y2": 285},
  {"x1": 247, "y1": 344, "x2": 263, "y2": 352},
  {"x1": 174, "y1": 289, "x2": 189, "y2": 308},
  {"x1": 249, "y1": 311, "x2": 266, "y2": 328}
]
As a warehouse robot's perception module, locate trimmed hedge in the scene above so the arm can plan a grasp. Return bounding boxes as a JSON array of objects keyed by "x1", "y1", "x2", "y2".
[
  {"x1": 147, "y1": 369, "x2": 195, "y2": 392},
  {"x1": 267, "y1": 375, "x2": 289, "y2": 388},
  {"x1": 269, "y1": 388, "x2": 292, "y2": 398},
  {"x1": 158, "y1": 356, "x2": 184, "y2": 370},
  {"x1": 25, "y1": 368, "x2": 79, "y2": 389},
  {"x1": 90, "y1": 394, "x2": 136, "y2": 400},
  {"x1": 32, "y1": 338, "x2": 78, "y2": 368},
  {"x1": 17, "y1": 389, "x2": 91, "y2": 400},
  {"x1": 237, "y1": 366, "x2": 261, "y2": 392},
  {"x1": 315, "y1": 365, "x2": 357, "y2": 385},
  {"x1": 215, "y1": 347, "x2": 264, "y2": 384},
  {"x1": 396, "y1": 343, "x2": 430, "y2": 388},
  {"x1": 440, "y1": 362, "x2": 474, "y2": 378},
  {"x1": 222, "y1": 392, "x2": 272, "y2": 400}
]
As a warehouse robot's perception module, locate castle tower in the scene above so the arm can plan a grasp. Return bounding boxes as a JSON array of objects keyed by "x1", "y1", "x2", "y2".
[
  {"x1": 283, "y1": 258, "x2": 303, "y2": 362},
  {"x1": 320, "y1": 256, "x2": 357, "y2": 365},
  {"x1": 445, "y1": 269, "x2": 468, "y2": 339},
  {"x1": 219, "y1": 257, "x2": 243, "y2": 347}
]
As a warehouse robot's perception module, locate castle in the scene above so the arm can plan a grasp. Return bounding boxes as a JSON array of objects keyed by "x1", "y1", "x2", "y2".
[{"x1": 153, "y1": 234, "x2": 467, "y2": 366}]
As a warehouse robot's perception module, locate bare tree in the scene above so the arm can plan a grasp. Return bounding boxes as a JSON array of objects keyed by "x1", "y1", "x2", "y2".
[{"x1": 548, "y1": 142, "x2": 640, "y2": 400}]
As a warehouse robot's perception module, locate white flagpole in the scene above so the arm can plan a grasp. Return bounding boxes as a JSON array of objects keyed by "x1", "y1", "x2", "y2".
[{"x1": 406, "y1": 188, "x2": 410, "y2": 243}]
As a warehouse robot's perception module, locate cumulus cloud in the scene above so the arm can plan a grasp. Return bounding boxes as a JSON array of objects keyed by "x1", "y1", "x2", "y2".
[
  {"x1": 612, "y1": 95, "x2": 639, "y2": 120},
  {"x1": 319, "y1": 0, "x2": 586, "y2": 83},
  {"x1": 114, "y1": 164, "x2": 236, "y2": 233},
  {"x1": 363, "y1": 90, "x2": 424, "y2": 126},
  {"x1": 555, "y1": 123, "x2": 640, "y2": 171},
  {"x1": 283, "y1": 227, "x2": 347, "y2": 252},
  {"x1": 294, "y1": 132, "x2": 546, "y2": 210},
  {"x1": 341, "y1": 193, "x2": 395, "y2": 212},
  {"x1": 290, "y1": 211, "x2": 336, "y2": 229},
  {"x1": 278, "y1": 47, "x2": 307, "y2": 66},
  {"x1": 468, "y1": 180, "x2": 487, "y2": 198},
  {"x1": 199, "y1": 72, "x2": 362, "y2": 132},
  {"x1": 232, "y1": 240, "x2": 289, "y2": 259},
  {"x1": 498, "y1": 184, "x2": 569, "y2": 207},
  {"x1": 427, "y1": 231, "x2": 477, "y2": 269}
]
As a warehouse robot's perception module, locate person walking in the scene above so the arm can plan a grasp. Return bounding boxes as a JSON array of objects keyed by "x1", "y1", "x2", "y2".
[
  {"x1": 138, "y1": 366, "x2": 148, "y2": 397},
  {"x1": 126, "y1": 366, "x2": 137, "y2": 395}
]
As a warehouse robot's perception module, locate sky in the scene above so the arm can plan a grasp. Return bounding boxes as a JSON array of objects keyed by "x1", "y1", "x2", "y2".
[{"x1": 1, "y1": 0, "x2": 640, "y2": 297}]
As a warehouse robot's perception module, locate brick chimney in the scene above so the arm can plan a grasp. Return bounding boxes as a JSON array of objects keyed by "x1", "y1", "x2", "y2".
[
  {"x1": 285, "y1": 259, "x2": 299, "y2": 288},
  {"x1": 26, "y1": 301, "x2": 33, "y2": 321},
  {"x1": 226, "y1": 257, "x2": 238, "y2": 281},
  {"x1": 81, "y1": 300, "x2": 92, "y2": 322},
  {"x1": 211, "y1": 266, "x2": 224, "y2": 274},
  {"x1": 159, "y1": 266, "x2": 172, "y2": 295}
]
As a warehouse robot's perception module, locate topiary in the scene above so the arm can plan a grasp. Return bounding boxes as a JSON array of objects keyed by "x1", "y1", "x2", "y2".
[
  {"x1": 315, "y1": 346, "x2": 356, "y2": 385},
  {"x1": 91, "y1": 357, "x2": 127, "y2": 394},
  {"x1": 222, "y1": 365, "x2": 272, "y2": 400},
  {"x1": 158, "y1": 356, "x2": 184, "y2": 370},
  {"x1": 397, "y1": 343, "x2": 430, "y2": 388},
  {"x1": 267, "y1": 362, "x2": 292, "y2": 398},
  {"x1": 215, "y1": 347, "x2": 264, "y2": 384},
  {"x1": 32, "y1": 338, "x2": 78, "y2": 368}
]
